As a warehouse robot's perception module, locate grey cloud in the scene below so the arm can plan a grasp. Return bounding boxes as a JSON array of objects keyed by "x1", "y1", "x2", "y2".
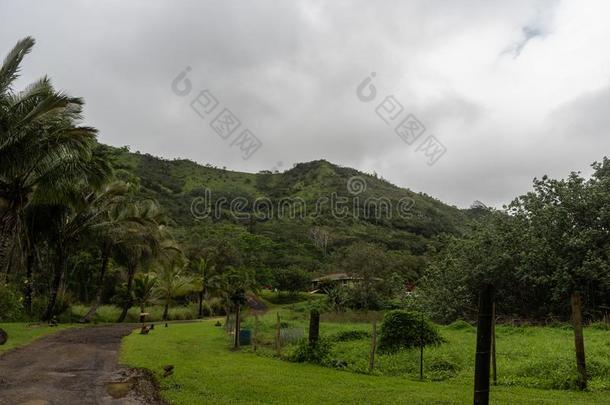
[{"x1": 0, "y1": 0, "x2": 606, "y2": 208}]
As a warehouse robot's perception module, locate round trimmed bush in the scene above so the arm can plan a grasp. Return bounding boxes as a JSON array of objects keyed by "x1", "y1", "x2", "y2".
[{"x1": 378, "y1": 310, "x2": 443, "y2": 353}]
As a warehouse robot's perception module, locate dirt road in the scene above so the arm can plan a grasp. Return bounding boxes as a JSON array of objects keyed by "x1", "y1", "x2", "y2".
[{"x1": 0, "y1": 324, "x2": 162, "y2": 405}]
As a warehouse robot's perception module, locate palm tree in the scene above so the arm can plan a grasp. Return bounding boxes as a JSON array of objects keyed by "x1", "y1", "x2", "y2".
[
  {"x1": 133, "y1": 273, "x2": 158, "y2": 316},
  {"x1": 191, "y1": 257, "x2": 213, "y2": 318},
  {"x1": 80, "y1": 182, "x2": 156, "y2": 323},
  {"x1": 155, "y1": 261, "x2": 193, "y2": 322},
  {"x1": 0, "y1": 37, "x2": 103, "y2": 278},
  {"x1": 113, "y1": 200, "x2": 165, "y2": 323},
  {"x1": 40, "y1": 177, "x2": 127, "y2": 321}
]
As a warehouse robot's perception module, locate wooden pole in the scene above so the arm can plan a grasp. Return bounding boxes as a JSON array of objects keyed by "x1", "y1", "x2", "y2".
[
  {"x1": 233, "y1": 304, "x2": 241, "y2": 349},
  {"x1": 253, "y1": 314, "x2": 259, "y2": 352},
  {"x1": 309, "y1": 309, "x2": 320, "y2": 348},
  {"x1": 369, "y1": 321, "x2": 377, "y2": 373},
  {"x1": 491, "y1": 303, "x2": 497, "y2": 386},
  {"x1": 420, "y1": 313, "x2": 424, "y2": 380},
  {"x1": 474, "y1": 283, "x2": 494, "y2": 405},
  {"x1": 275, "y1": 312, "x2": 281, "y2": 356},
  {"x1": 571, "y1": 292, "x2": 587, "y2": 390}
]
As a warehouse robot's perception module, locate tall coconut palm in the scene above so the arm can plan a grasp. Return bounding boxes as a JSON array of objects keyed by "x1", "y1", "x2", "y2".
[
  {"x1": 39, "y1": 178, "x2": 127, "y2": 321},
  {"x1": 113, "y1": 200, "x2": 165, "y2": 323},
  {"x1": 79, "y1": 182, "x2": 154, "y2": 323},
  {"x1": 0, "y1": 37, "x2": 103, "y2": 278}
]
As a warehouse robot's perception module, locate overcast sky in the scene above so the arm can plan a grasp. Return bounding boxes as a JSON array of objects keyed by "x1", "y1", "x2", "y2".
[{"x1": 2, "y1": 0, "x2": 610, "y2": 208}]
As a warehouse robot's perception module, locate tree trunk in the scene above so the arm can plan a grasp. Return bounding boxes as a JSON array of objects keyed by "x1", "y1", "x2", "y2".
[
  {"x1": 198, "y1": 290, "x2": 204, "y2": 318},
  {"x1": 116, "y1": 264, "x2": 136, "y2": 323},
  {"x1": 473, "y1": 283, "x2": 494, "y2": 405},
  {"x1": 42, "y1": 245, "x2": 66, "y2": 322},
  {"x1": 233, "y1": 304, "x2": 241, "y2": 349},
  {"x1": 138, "y1": 301, "x2": 146, "y2": 323},
  {"x1": 80, "y1": 247, "x2": 110, "y2": 323},
  {"x1": 225, "y1": 305, "x2": 231, "y2": 332},
  {"x1": 571, "y1": 292, "x2": 587, "y2": 390},
  {"x1": 162, "y1": 301, "x2": 169, "y2": 322},
  {"x1": 0, "y1": 208, "x2": 21, "y2": 278},
  {"x1": 23, "y1": 248, "x2": 36, "y2": 314}
]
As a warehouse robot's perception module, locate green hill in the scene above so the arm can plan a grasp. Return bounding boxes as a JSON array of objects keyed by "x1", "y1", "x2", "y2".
[{"x1": 104, "y1": 145, "x2": 471, "y2": 279}]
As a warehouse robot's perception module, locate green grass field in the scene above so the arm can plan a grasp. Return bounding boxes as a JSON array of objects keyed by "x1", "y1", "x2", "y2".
[
  {"x1": 120, "y1": 319, "x2": 610, "y2": 404},
  {"x1": 0, "y1": 323, "x2": 74, "y2": 354},
  {"x1": 242, "y1": 310, "x2": 610, "y2": 391}
]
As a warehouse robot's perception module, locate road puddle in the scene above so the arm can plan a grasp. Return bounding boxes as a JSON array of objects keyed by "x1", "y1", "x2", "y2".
[{"x1": 105, "y1": 379, "x2": 134, "y2": 399}]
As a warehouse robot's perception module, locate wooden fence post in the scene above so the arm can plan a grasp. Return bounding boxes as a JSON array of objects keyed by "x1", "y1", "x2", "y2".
[
  {"x1": 369, "y1": 321, "x2": 377, "y2": 373},
  {"x1": 571, "y1": 292, "x2": 587, "y2": 390},
  {"x1": 253, "y1": 314, "x2": 259, "y2": 352},
  {"x1": 474, "y1": 283, "x2": 494, "y2": 405},
  {"x1": 233, "y1": 304, "x2": 241, "y2": 349},
  {"x1": 309, "y1": 309, "x2": 320, "y2": 347},
  {"x1": 491, "y1": 303, "x2": 497, "y2": 386},
  {"x1": 275, "y1": 312, "x2": 281, "y2": 356},
  {"x1": 420, "y1": 313, "x2": 424, "y2": 380}
]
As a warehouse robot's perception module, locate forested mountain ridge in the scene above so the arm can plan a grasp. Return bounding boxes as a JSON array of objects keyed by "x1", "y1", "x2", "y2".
[{"x1": 103, "y1": 144, "x2": 473, "y2": 279}]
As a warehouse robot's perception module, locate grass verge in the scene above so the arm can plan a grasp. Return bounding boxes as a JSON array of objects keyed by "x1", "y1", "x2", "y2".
[
  {"x1": 0, "y1": 322, "x2": 74, "y2": 354},
  {"x1": 120, "y1": 320, "x2": 609, "y2": 404}
]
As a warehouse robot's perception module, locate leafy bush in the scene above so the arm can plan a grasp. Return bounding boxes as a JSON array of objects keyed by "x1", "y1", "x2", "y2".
[
  {"x1": 0, "y1": 284, "x2": 23, "y2": 321},
  {"x1": 290, "y1": 337, "x2": 332, "y2": 363},
  {"x1": 273, "y1": 267, "x2": 311, "y2": 295},
  {"x1": 332, "y1": 329, "x2": 370, "y2": 342},
  {"x1": 378, "y1": 310, "x2": 443, "y2": 353}
]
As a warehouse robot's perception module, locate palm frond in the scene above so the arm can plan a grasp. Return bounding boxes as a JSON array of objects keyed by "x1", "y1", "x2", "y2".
[{"x1": 0, "y1": 37, "x2": 35, "y2": 94}]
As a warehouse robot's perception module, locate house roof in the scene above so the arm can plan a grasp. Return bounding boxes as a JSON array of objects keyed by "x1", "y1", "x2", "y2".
[{"x1": 311, "y1": 273, "x2": 360, "y2": 282}]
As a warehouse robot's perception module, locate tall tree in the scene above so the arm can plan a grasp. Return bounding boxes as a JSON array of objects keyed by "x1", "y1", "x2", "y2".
[
  {"x1": 155, "y1": 261, "x2": 193, "y2": 322},
  {"x1": 113, "y1": 201, "x2": 164, "y2": 323},
  {"x1": 509, "y1": 167, "x2": 610, "y2": 389},
  {"x1": 0, "y1": 37, "x2": 103, "y2": 278}
]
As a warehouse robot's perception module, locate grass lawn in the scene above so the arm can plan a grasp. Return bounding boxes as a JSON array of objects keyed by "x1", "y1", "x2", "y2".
[
  {"x1": 0, "y1": 322, "x2": 74, "y2": 354},
  {"x1": 241, "y1": 310, "x2": 610, "y2": 391},
  {"x1": 120, "y1": 320, "x2": 610, "y2": 404}
]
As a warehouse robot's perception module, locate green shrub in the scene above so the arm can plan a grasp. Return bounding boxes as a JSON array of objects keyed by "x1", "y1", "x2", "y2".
[
  {"x1": 332, "y1": 329, "x2": 370, "y2": 342},
  {"x1": 290, "y1": 337, "x2": 332, "y2": 364},
  {"x1": 378, "y1": 310, "x2": 443, "y2": 354},
  {"x1": 0, "y1": 284, "x2": 23, "y2": 321}
]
